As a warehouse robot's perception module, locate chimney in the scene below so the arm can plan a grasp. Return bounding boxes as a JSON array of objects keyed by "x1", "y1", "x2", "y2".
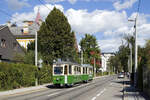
[
  {"x1": 6, "y1": 21, "x2": 12, "y2": 27},
  {"x1": 23, "y1": 21, "x2": 29, "y2": 34}
]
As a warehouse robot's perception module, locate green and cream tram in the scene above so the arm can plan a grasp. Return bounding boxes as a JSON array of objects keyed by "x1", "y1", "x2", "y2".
[{"x1": 53, "y1": 61, "x2": 93, "y2": 86}]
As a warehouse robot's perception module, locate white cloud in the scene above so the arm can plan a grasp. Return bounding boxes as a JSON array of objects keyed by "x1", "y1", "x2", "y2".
[
  {"x1": 113, "y1": 0, "x2": 137, "y2": 11},
  {"x1": 10, "y1": 4, "x2": 150, "y2": 52},
  {"x1": 66, "y1": 9, "x2": 128, "y2": 34},
  {"x1": 44, "y1": 0, "x2": 115, "y2": 4},
  {"x1": 11, "y1": 4, "x2": 64, "y2": 25},
  {"x1": 68, "y1": 0, "x2": 77, "y2": 4},
  {"x1": 45, "y1": 0, "x2": 65, "y2": 3},
  {"x1": 98, "y1": 38, "x2": 122, "y2": 52},
  {"x1": 6, "y1": 0, "x2": 30, "y2": 10}
]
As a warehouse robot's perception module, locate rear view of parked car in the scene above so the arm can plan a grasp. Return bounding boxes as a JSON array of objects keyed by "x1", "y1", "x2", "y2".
[{"x1": 118, "y1": 73, "x2": 124, "y2": 78}]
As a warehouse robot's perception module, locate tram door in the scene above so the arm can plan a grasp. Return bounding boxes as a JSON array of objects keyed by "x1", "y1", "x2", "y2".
[
  {"x1": 64, "y1": 65, "x2": 68, "y2": 75},
  {"x1": 64, "y1": 65, "x2": 68, "y2": 84}
]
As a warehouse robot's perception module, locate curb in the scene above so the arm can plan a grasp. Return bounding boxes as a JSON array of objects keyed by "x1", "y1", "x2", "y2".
[
  {"x1": 93, "y1": 75, "x2": 110, "y2": 79},
  {"x1": 0, "y1": 83, "x2": 52, "y2": 96}
]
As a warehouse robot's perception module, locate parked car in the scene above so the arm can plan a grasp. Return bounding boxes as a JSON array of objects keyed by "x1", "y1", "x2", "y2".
[{"x1": 118, "y1": 73, "x2": 124, "y2": 78}]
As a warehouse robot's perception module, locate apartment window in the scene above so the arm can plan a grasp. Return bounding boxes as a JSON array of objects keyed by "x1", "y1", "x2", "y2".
[{"x1": 1, "y1": 39, "x2": 6, "y2": 48}]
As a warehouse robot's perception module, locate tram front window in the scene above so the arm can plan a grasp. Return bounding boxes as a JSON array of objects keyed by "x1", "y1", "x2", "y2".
[{"x1": 54, "y1": 67, "x2": 63, "y2": 75}]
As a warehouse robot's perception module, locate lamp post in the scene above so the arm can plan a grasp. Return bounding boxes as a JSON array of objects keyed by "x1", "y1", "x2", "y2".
[
  {"x1": 35, "y1": 31, "x2": 38, "y2": 86},
  {"x1": 129, "y1": 44, "x2": 132, "y2": 73},
  {"x1": 81, "y1": 50, "x2": 83, "y2": 65},
  {"x1": 128, "y1": 18, "x2": 137, "y2": 87},
  {"x1": 94, "y1": 57, "x2": 96, "y2": 77}
]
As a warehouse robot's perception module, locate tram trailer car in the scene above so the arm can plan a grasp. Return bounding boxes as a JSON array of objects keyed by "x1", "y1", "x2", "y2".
[{"x1": 53, "y1": 61, "x2": 93, "y2": 86}]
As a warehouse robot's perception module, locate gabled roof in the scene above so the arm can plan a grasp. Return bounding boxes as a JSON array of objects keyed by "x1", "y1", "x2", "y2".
[
  {"x1": 9, "y1": 22, "x2": 40, "y2": 38},
  {"x1": 0, "y1": 26, "x2": 24, "y2": 61}
]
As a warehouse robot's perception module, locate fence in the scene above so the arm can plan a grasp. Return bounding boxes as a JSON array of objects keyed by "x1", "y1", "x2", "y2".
[{"x1": 143, "y1": 66, "x2": 150, "y2": 97}]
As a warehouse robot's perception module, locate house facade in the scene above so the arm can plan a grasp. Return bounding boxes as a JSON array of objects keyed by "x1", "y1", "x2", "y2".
[
  {"x1": 100, "y1": 52, "x2": 115, "y2": 72},
  {"x1": 8, "y1": 10, "x2": 42, "y2": 49},
  {"x1": 9, "y1": 21, "x2": 40, "y2": 49},
  {"x1": 0, "y1": 26, "x2": 24, "y2": 62}
]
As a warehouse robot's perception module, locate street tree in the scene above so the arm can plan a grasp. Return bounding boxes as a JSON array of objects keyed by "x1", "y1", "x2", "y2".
[
  {"x1": 79, "y1": 34, "x2": 101, "y2": 68},
  {"x1": 28, "y1": 7, "x2": 78, "y2": 64}
]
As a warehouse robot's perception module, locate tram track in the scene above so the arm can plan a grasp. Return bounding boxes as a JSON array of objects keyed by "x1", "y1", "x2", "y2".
[
  {"x1": 46, "y1": 75, "x2": 116, "y2": 100},
  {"x1": 2, "y1": 75, "x2": 116, "y2": 100},
  {"x1": 3, "y1": 88, "x2": 62, "y2": 100}
]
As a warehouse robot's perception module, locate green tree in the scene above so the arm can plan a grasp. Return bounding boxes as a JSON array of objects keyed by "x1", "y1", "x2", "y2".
[
  {"x1": 28, "y1": 7, "x2": 78, "y2": 64},
  {"x1": 79, "y1": 34, "x2": 101, "y2": 68},
  {"x1": 13, "y1": 51, "x2": 42, "y2": 65}
]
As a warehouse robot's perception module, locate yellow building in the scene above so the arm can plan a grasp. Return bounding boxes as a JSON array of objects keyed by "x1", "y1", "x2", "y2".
[{"x1": 8, "y1": 11, "x2": 42, "y2": 49}]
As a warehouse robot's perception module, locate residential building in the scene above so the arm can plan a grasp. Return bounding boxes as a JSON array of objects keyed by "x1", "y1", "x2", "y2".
[
  {"x1": 100, "y1": 52, "x2": 115, "y2": 72},
  {"x1": 8, "y1": 10, "x2": 42, "y2": 49},
  {"x1": 0, "y1": 26, "x2": 24, "y2": 62}
]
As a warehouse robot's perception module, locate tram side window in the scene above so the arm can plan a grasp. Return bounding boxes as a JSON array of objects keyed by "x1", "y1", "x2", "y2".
[
  {"x1": 79, "y1": 67, "x2": 81, "y2": 74},
  {"x1": 83, "y1": 67, "x2": 85, "y2": 74},
  {"x1": 69, "y1": 65, "x2": 72, "y2": 74},
  {"x1": 64, "y1": 65, "x2": 68, "y2": 75},
  {"x1": 74, "y1": 66, "x2": 76, "y2": 74},
  {"x1": 54, "y1": 66, "x2": 63, "y2": 75},
  {"x1": 86, "y1": 67, "x2": 87, "y2": 74}
]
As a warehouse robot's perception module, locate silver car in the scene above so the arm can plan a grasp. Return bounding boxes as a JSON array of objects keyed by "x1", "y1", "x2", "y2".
[{"x1": 118, "y1": 73, "x2": 124, "y2": 78}]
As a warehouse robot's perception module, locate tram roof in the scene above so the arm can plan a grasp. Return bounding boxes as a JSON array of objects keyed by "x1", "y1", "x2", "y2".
[
  {"x1": 53, "y1": 61, "x2": 80, "y2": 66},
  {"x1": 81, "y1": 64, "x2": 93, "y2": 68},
  {"x1": 53, "y1": 61, "x2": 93, "y2": 68}
]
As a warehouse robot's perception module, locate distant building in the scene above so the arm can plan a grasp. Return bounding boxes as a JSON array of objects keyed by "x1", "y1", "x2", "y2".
[
  {"x1": 8, "y1": 10, "x2": 42, "y2": 49},
  {"x1": 0, "y1": 26, "x2": 24, "y2": 62},
  {"x1": 100, "y1": 52, "x2": 115, "y2": 72}
]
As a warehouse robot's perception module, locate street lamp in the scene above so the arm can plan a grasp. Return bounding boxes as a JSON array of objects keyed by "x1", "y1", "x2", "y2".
[
  {"x1": 128, "y1": 18, "x2": 137, "y2": 87},
  {"x1": 129, "y1": 44, "x2": 132, "y2": 73},
  {"x1": 35, "y1": 31, "x2": 38, "y2": 86}
]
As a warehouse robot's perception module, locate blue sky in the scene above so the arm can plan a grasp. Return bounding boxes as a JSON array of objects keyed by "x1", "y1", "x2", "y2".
[{"x1": 0, "y1": 0, "x2": 150, "y2": 52}]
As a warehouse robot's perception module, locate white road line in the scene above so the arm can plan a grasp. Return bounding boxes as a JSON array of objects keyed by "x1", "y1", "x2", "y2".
[
  {"x1": 47, "y1": 92, "x2": 61, "y2": 97},
  {"x1": 96, "y1": 88, "x2": 106, "y2": 97},
  {"x1": 91, "y1": 96, "x2": 97, "y2": 100}
]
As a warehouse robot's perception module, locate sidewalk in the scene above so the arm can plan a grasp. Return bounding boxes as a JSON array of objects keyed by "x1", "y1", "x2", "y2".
[
  {"x1": 123, "y1": 79, "x2": 147, "y2": 100},
  {"x1": 0, "y1": 83, "x2": 51, "y2": 96},
  {"x1": 0, "y1": 75, "x2": 110, "y2": 97}
]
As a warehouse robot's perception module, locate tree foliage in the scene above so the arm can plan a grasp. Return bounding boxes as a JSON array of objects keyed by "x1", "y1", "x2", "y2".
[
  {"x1": 28, "y1": 7, "x2": 78, "y2": 64},
  {"x1": 79, "y1": 34, "x2": 101, "y2": 68}
]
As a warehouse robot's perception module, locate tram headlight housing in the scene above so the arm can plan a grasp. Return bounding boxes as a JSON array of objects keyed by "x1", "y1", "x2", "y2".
[{"x1": 56, "y1": 78, "x2": 59, "y2": 81}]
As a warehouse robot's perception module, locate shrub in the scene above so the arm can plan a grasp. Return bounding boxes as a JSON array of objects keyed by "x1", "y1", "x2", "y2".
[
  {"x1": 38, "y1": 65, "x2": 52, "y2": 85},
  {"x1": 0, "y1": 62, "x2": 52, "y2": 91}
]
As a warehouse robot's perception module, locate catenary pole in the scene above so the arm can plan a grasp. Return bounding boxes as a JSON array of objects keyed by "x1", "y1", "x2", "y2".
[
  {"x1": 35, "y1": 31, "x2": 38, "y2": 86},
  {"x1": 134, "y1": 18, "x2": 137, "y2": 87}
]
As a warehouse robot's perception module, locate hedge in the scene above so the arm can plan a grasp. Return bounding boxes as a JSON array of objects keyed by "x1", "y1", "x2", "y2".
[{"x1": 0, "y1": 62, "x2": 52, "y2": 91}]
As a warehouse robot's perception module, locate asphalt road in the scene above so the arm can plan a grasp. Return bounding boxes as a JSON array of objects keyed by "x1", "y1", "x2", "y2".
[{"x1": 1, "y1": 75, "x2": 125, "y2": 100}]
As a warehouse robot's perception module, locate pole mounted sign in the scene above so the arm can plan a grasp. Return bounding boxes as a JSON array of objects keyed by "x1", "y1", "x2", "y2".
[{"x1": 38, "y1": 58, "x2": 43, "y2": 68}]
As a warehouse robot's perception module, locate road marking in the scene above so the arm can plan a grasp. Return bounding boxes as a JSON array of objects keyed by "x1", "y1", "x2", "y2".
[
  {"x1": 91, "y1": 96, "x2": 97, "y2": 100},
  {"x1": 110, "y1": 83, "x2": 113, "y2": 85},
  {"x1": 91, "y1": 88, "x2": 106, "y2": 100},
  {"x1": 97, "y1": 88, "x2": 106, "y2": 97},
  {"x1": 47, "y1": 92, "x2": 61, "y2": 97}
]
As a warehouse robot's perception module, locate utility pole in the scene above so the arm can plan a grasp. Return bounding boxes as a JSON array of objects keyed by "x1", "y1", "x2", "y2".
[
  {"x1": 134, "y1": 18, "x2": 137, "y2": 87},
  {"x1": 81, "y1": 50, "x2": 83, "y2": 65},
  {"x1": 35, "y1": 31, "x2": 38, "y2": 86},
  {"x1": 94, "y1": 57, "x2": 96, "y2": 77},
  {"x1": 130, "y1": 44, "x2": 132, "y2": 73},
  {"x1": 128, "y1": 18, "x2": 137, "y2": 87}
]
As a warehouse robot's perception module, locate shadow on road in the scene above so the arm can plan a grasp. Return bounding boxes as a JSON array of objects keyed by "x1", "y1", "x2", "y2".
[{"x1": 45, "y1": 82, "x2": 88, "y2": 89}]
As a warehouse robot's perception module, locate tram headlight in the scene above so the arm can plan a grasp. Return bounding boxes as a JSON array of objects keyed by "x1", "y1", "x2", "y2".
[{"x1": 56, "y1": 78, "x2": 59, "y2": 81}]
